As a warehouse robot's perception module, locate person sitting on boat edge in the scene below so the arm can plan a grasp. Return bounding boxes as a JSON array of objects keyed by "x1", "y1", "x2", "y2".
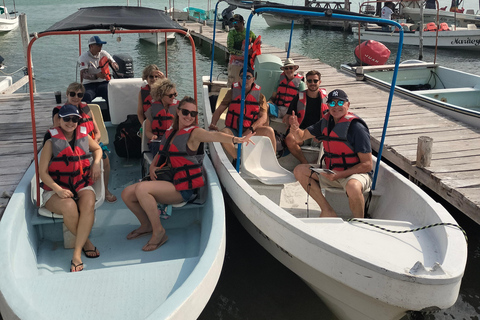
[
  {"x1": 137, "y1": 64, "x2": 165, "y2": 125},
  {"x1": 50, "y1": 82, "x2": 117, "y2": 203},
  {"x1": 145, "y1": 78, "x2": 179, "y2": 155},
  {"x1": 78, "y1": 36, "x2": 119, "y2": 107},
  {"x1": 268, "y1": 58, "x2": 304, "y2": 120},
  {"x1": 281, "y1": 70, "x2": 328, "y2": 163},
  {"x1": 39, "y1": 104, "x2": 102, "y2": 272},
  {"x1": 122, "y1": 96, "x2": 254, "y2": 252},
  {"x1": 292, "y1": 89, "x2": 373, "y2": 218},
  {"x1": 208, "y1": 66, "x2": 276, "y2": 164},
  {"x1": 226, "y1": 14, "x2": 257, "y2": 87}
]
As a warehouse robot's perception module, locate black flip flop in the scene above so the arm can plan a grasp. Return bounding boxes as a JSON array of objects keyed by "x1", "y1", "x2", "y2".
[
  {"x1": 70, "y1": 260, "x2": 84, "y2": 272},
  {"x1": 82, "y1": 247, "x2": 100, "y2": 259}
]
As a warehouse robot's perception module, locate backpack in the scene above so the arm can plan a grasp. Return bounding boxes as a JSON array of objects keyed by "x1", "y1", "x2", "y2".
[{"x1": 114, "y1": 114, "x2": 142, "y2": 159}]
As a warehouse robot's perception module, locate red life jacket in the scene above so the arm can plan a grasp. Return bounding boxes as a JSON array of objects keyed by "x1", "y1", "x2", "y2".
[
  {"x1": 141, "y1": 84, "x2": 152, "y2": 114},
  {"x1": 99, "y1": 56, "x2": 111, "y2": 81},
  {"x1": 42, "y1": 126, "x2": 93, "y2": 194},
  {"x1": 274, "y1": 73, "x2": 303, "y2": 107},
  {"x1": 249, "y1": 35, "x2": 262, "y2": 68},
  {"x1": 424, "y1": 22, "x2": 437, "y2": 32},
  {"x1": 225, "y1": 82, "x2": 261, "y2": 130},
  {"x1": 150, "y1": 100, "x2": 179, "y2": 138},
  {"x1": 439, "y1": 22, "x2": 450, "y2": 31},
  {"x1": 158, "y1": 126, "x2": 205, "y2": 191},
  {"x1": 320, "y1": 112, "x2": 368, "y2": 171},
  {"x1": 296, "y1": 88, "x2": 328, "y2": 126}
]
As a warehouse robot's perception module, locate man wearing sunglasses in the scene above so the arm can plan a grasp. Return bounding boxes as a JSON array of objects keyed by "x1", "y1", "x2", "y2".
[
  {"x1": 226, "y1": 14, "x2": 257, "y2": 87},
  {"x1": 78, "y1": 36, "x2": 119, "y2": 106},
  {"x1": 291, "y1": 89, "x2": 373, "y2": 219},
  {"x1": 281, "y1": 70, "x2": 328, "y2": 163},
  {"x1": 268, "y1": 58, "x2": 304, "y2": 119}
]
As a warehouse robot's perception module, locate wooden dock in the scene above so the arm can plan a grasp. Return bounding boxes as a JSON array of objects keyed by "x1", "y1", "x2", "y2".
[
  {"x1": 187, "y1": 22, "x2": 480, "y2": 223},
  {"x1": 1, "y1": 21, "x2": 479, "y2": 224}
]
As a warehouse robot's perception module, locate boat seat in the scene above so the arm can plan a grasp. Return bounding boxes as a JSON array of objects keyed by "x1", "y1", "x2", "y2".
[
  {"x1": 141, "y1": 120, "x2": 155, "y2": 177},
  {"x1": 241, "y1": 136, "x2": 296, "y2": 185},
  {"x1": 414, "y1": 87, "x2": 480, "y2": 95},
  {"x1": 162, "y1": 183, "x2": 208, "y2": 216},
  {"x1": 30, "y1": 160, "x2": 105, "y2": 246},
  {"x1": 88, "y1": 103, "x2": 109, "y2": 145},
  {"x1": 108, "y1": 78, "x2": 144, "y2": 125}
]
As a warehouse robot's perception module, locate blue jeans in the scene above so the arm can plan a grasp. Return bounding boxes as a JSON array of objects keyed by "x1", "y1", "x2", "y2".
[{"x1": 83, "y1": 81, "x2": 109, "y2": 106}]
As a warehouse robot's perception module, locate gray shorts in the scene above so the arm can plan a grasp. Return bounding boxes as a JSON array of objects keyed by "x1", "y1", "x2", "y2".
[{"x1": 42, "y1": 185, "x2": 96, "y2": 207}]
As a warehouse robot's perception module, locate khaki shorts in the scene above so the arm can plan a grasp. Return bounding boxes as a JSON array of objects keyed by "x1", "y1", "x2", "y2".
[
  {"x1": 42, "y1": 185, "x2": 96, "y2": 207},
  {"x1": 317, "y1": 173, "x2": 372, "y2": 194}
]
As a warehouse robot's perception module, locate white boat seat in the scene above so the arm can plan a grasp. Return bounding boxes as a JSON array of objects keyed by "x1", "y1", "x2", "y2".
[
  {"x1": 141, "y1": 120, "x2": 155, "y2": 177},
  {"x1": 88, "y1": 104, "x2": 109, "y2": 145},
  {"x1": 414, "y1": 87, "x2": 480, "y2": 95},
  {"x1": 108, "y1": 78, "x2": 144, "y2": 125},
  {"x1": 241, "y1": 136, "x2": 296, "y2": 185}
]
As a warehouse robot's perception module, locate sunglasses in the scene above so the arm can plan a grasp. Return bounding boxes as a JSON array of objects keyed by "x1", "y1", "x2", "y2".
[
  {"x1": 68, "y1": 92, "x2": 84, "y2": 98},
  {"x1": 307, "y1": 79, "x2": 319, "y2": 84},
  {"x1": 61, "y1": 116, "x2": 80, "y2": 123},
  {"x1": 328, "y1": 100, "x2": 345, "y2": 107},
  {"x1": 167, "y1": 92, "x2": 178, "y2": 98},
  {"x1": 245, "y1": 75, "x2": 253, "y2": 80},
  {"x1": 179, "y1": 108, "x2": 198, "y2": 117},
  {"x1": 148, "y1": 75, "x2": 160, "y2": 79},
  {"x1": 284, "y1": 66, "x2": 295, "y2": 70}
]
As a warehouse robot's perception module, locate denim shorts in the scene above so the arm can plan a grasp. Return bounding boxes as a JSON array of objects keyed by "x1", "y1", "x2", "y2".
[{"x1": 179, "y1": 189, "x2": 197, "y2": 202}]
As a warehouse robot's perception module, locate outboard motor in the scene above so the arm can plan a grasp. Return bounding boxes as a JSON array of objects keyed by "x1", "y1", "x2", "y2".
[
  {"x1": 112, "y1": 53, "x2": 134, "y2": 78},
  {"x1": 354, "y1": 40, "x2": 390, "y2": 66},
  {"x1": 221, "y1": 5, "x2": 237, "y2": 30}
]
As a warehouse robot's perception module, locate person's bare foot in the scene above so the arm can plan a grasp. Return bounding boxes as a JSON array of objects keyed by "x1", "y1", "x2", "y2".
[{"x1": 70, "y1": 259, "x2": 84, "y2": 272}]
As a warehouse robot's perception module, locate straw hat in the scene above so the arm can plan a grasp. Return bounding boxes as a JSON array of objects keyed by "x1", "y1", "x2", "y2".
[{"x1": 281, "y1": 58, "x2": 299, "y2": 70}]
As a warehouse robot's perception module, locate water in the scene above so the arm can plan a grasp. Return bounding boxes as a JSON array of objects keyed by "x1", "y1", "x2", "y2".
[{"x1": 1, "y1": 0, "x2": 480, "y2": 319}]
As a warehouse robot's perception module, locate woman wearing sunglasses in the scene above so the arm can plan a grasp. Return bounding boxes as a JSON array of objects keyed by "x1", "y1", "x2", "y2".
[
  {"x1": 53, "y1": 82, "x2": 117, "y2": 204},
  {"x1": 40, "y1": 104, "x2": 103, "y2": 272},
  {"x1": 144, "y1": 79, "x2": 179, "y2": 155},
  {"x1": 137, "y1": 64, "x2": 165, "y2": 125},
  {"x1": 122, "y1": 96, "x2": 254, "y2": 252}
]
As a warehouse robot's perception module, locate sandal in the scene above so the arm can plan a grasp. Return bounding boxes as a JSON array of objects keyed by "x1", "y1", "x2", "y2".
[
  {"x1": 82, "y1": 246, "x2": 100, "y2": 259},
  {"x1": 105, "y1": 193, "x2": 117, "y2": 203},
  {"x1": 142, "y1": 234, "x2": 169, "y2": 252},
  {"x1": 70, "y1": 260, "x2": 84, "y2": 272}
]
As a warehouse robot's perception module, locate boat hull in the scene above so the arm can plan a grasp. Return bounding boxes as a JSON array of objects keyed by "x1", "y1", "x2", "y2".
[
  {"x1": 202, "y1": 82, "x2": 467, "y2": 320},
  {"x1": 402, "y1": 7, "x2": 480, "y2": 28},
  {"x1": 262, "y1": 12, "x2": 348, "y2": 29},
  {"x1": 138, "y1": 32, "x2": 176, "y2": 45},
  {"x1": 0, "y1": 17, "x2": 18, "y2": 33}
]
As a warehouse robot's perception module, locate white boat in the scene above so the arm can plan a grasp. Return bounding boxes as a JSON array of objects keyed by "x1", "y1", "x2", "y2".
[
  {"x1": 352, "y1": 24, "x2": 480, "y2": 50},
  {"x1": 138, "y1": 32, "x2": 176, "y2": 45},
  {"x1": 402, "y1": 6, "x2": 480, "y2": 28},
  {"x1": 0, "y1": 6, "x2": 226, "y2": 320},
  {"x1": 204, "y1": 3, "x2": 467, "y2": 320},
  {"x1": 0, "y1": 5, "x2": 18, "y2": 33},
  {"x1": 340, "y1": 61, "x2": 480, "y2": 129}
]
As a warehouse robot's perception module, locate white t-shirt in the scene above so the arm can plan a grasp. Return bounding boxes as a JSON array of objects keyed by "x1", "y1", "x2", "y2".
[
  {"x1": 77, "y1": 49, "x2": 115, "y2": 85},
  {"x1": 381, "y1": 6, "x2": 393, "y2": 20}
]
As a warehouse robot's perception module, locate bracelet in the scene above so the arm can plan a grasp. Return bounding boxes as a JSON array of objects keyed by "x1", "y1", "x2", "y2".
[
  {"x1": 248, "y1": 126, "x2": 255, "y2": 133},
  {"x1": 232, "y1": 136, "x2": 237, "y2": 144}
]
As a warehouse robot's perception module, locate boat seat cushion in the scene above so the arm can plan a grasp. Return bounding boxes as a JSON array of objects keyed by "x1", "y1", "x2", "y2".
[{"x1": 108, "y1": 78, "x2": 144, "y2": 125}]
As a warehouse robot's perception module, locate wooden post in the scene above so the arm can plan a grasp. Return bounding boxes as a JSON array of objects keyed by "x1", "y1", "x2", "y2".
[
  {"x1": 19, "y1": 14, "x2": 35, "y2": 93},
  {"x1": 416, "y1": 136, "x2": 433, "y2": 168}
]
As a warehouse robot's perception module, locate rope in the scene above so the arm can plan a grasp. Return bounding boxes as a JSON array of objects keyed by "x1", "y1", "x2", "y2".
[
  {"x1": 0, "y1": 66, "x2": 26, "y2": 76},
  {"x1": 346, "y1": 218, "x2": 468, "y2": 243}
]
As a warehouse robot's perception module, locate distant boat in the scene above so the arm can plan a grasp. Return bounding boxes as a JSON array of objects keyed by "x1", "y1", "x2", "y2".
[
  {"x1": 402, "y1": 6, "x2": 480, "y2": 28},
  {"x1": 138, "y1": 32, "x2": 176, "y2": 45},
  {"x1": 352, "y1": 24, "x2": 480, "y2": 51},
  {"x1": 0, "y1": 5, "x2": 18, "y2": 33},
  {"x1": 341, "y1": 61, "x2": 480, "y2": 129},
  {"x1": 184, "y1": 7, "x2": 215, "y2": 21}
]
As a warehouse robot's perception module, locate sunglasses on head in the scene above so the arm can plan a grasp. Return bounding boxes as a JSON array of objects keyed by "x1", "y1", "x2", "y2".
[
  {"x1": 167, "y1": 92, "x2": 178, "y2": 98},
  {"x1": 68, "y1": 92, "x2": 84, "y2": 98},
  {"x1": 61, "y1": 116, "x2": 80, "y2": 123},
  {"x1": 148, "y1": 75, "x2": 160, "y2": 79},
  {"x1": 328, "y1": 100, "x2": 345, "y2": 107},
  {"x1": 179, "y1": 108, "x2": 198, "y2": 117},
  {"x1": 307, "y1": 79, "x2": 319, "y2": 84}
]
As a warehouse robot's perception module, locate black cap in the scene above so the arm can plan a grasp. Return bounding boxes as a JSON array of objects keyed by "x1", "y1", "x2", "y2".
[
  {"x1": 327, "y1": 89, "x2": 349, "y2": 103},
  {"x1": 239, "y1": 66, "x2": 255, "y2": 76},
  {"x1": 58, "y1": 104, "x2": 80, "y2": 118},
  {"x1": 230, "y1": 14, "x2": 244, "y2": 22}
]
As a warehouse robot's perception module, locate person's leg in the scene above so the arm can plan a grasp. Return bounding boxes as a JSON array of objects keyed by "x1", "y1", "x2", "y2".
[
  {"x1": 82, "y1": 83, "x2": 96, "y2": 104},
  {"x1": 345, "y1": 179, "x2": 365, "y2": 218},
  {"x1": 122, "y1": 183, "x2": 153, "y2": 238},
  {"x1": 285, "y1": 132, "x2": 307, "y2": 164},
  {"x1": 255, "y1": 126, "x2": 277, "y2": 153},
  {"x1": 220, "y1": 127, "x2": 238, "y2": 159},
  {"x1": 76, "y1": 189, "x2": 98, "y2": 258},
  {"x1": 134, "y1": 181, "x2": 183, "y2": 251},
  {"x1": 97, "y1": 81, "x2": 109, "y2": 106},
  {"x1": 293, "y1": 164, "x2": 337, "y2": 217},
  {"x1": 103, "y1": 154, "x2": 116, "y2": 203}
]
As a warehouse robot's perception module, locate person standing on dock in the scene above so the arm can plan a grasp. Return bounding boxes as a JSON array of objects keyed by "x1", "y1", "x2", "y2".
[
  {"x1": 292, "y1": 89, "x2": 373, "y2": 218},
  {"x1": 78, "y1": 36, "x2": 119, "y2": 106},
  {"x1": 226, "y1": 14, "x2": 257, "y2": 87}
]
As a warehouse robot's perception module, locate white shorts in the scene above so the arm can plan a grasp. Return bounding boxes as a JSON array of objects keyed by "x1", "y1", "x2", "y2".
[{"x1": 41, "y1": 186, "x2": 96, "y2": 208}]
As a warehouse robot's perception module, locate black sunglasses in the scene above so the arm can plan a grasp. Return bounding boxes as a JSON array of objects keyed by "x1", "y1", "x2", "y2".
[
  {"x1": 307, "y1": 79, "x2": 319, "y2": 84},
  {"x1": 148, "y1": 75, "x2": 160, "y2": 79},
  {"x1": 69, "y1": 92, "x2": 84, "y2": 98},
  {"x1": 62, "y1": 116, "x2": 80, "y2": 123},
  {"x1": 179, "y1": 108, "x2": 198, "y2": 117},
  {"x1": 167, "y1": 92, "x2": 178, "y2": 98}
]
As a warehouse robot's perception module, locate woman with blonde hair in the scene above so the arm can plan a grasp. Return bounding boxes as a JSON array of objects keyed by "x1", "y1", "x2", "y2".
[{"x1": 137, "y1": 64, "x2": 165, "y2": 124}]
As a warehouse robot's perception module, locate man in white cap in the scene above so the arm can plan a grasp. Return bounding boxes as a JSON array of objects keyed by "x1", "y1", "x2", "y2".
[
  {"x1": 268, "y1": 57, "x2": 304, "y2": 119},
  {"x1": 77, "y1": 36, "x2": 119, "y2": 106},
  {"x1": 291, "y1": 89, "x2": 373, "y2": 218}
]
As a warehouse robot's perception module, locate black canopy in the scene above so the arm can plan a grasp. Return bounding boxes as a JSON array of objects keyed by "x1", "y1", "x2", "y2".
[{"x1": 41, "y1": 6, "x2": 186, "y2": 34}]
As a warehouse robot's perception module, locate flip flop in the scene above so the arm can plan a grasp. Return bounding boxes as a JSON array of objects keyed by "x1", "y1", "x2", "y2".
[
  {"x1": 142, "y1": 234, "x2": 169, "y2": 252},
  {"x1": 126, "y1": 229, "x2": 152, "y2": 240},
  {"x1": 105, "y1": 194, "x2": 117, "y2": 203},
  {"x1": 82, "y1": 247, "x2": 100, "y2": 259},
  {"x1": 70, "y1": 260, "x2": 84, "y2": 272}
]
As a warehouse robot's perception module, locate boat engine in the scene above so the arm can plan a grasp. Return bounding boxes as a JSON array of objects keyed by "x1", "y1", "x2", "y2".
[
  {"x1": 354, "y1": 40, "x2": 390, "y2": 66},
  {"x1": 112, "y1": 53, "x2": 134, "y2": 78}
]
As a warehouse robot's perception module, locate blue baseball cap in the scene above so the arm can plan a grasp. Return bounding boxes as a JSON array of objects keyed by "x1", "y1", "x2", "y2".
[
  {"x1": 88, "y1": 36, "x2": 107, "y2": 45},
  {"x1": 58, "y1": 104, "x2": 80, "y2": 118}
]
